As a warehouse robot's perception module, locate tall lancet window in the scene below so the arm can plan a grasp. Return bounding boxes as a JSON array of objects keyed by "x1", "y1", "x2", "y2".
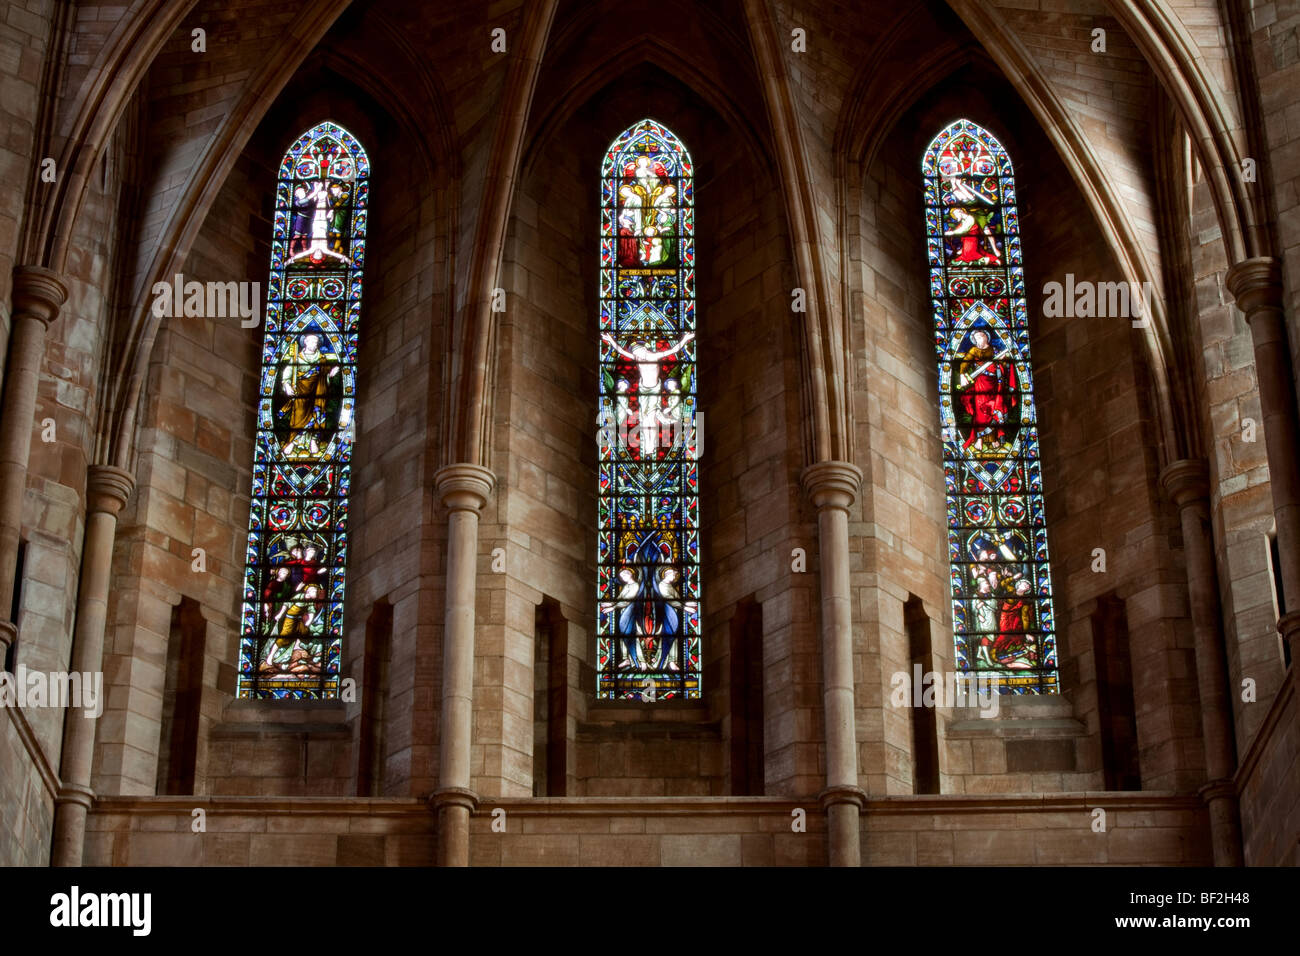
[
  {"x1": 922, "y1": 119, "x2": 1060, "y2": 694},
  {"x1": 596, "y1": 119, "x2": 701, "y2": 701},
  {"x1": 237, "y1": 121, "x2": 369, "y2": 699}
]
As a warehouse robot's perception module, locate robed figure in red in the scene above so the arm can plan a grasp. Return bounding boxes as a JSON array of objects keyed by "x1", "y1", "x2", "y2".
[{"x1": 955, "y1": 328, "x2": 1017, "y2": 452}]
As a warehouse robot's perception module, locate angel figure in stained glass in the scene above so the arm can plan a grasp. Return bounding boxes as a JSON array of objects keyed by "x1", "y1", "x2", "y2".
[
  {"x1": 614, "y1": 567, "x2": 643, "y2": 670},
  {"x1": 651, "y1": 567, "x2": 683, "y2": 671}
]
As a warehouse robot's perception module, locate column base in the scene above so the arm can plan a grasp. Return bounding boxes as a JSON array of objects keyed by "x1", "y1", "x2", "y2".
[
  {"x1": 1198, "y1": 778, "x2": 1243, "y2": 867},
  {"x1": 820, "y1": 785, "x2": 865, "y2": 867},
  {"x1": 50, "y1": 783, "x2": 96, "y2": 867},
  {"x1": 430, "y1": 787, "x2": 479, "y2": 867}
]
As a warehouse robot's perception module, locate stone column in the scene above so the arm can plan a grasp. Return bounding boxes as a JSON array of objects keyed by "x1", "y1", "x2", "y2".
[
  {"x1": 801, "y1": 461, "x2": 865, "y2": 866},
  {"x1": 0, "y1": 266, "x2": 67, "y2": 653},
  {"x1": 431, "y1": 463, "x2": 494, "y2": 867},
  {"x1": 1225, "y1": 258, "x2": 1300, "y2": 623},
  {"x1": 51, "y1": 465, "x2": 134, "y2": 867},
  {"x1": 1160, "y1": 459, "x2": 1243, "y2": 866}
]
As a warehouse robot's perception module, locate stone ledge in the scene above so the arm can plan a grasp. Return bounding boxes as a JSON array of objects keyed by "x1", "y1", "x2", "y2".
[
  {"x1": 210, "y1": 722, "x2": 352, "y2": 738},
  {"x1": 863, "y1": 792, "x2": 1202, "y2": 813},
  {"x1": 945, "y1": 717, "x2": 1086, "y2": 736},
  {"x1": 1234, "y1": 662, "x2": 1294, "y2": 787},
  {"x1": 945, "y1": 692, "x2": 1085, "y2": 736},
  {"x1": 219, "y1": 698, "x2": 349, "y2": 726},
  {"x1": 580, "y1": 700, "x2": 719, "y2": 736},
  {"x1": 92, "y1": 795, "x2": 429, "y2": 816},
  {"x1": 88, "y1": 791, "x2": 1205, "y2": 818},
  {"x1": 483, "y1": 796, "x2": 804, "y2": 815}
]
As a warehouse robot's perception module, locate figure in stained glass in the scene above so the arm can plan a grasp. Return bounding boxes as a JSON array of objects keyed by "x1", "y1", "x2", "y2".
[
  {"x1": 277, "y1": 332, "x2": 342, "y2": 458},
  {"x1": 954, "y1": 327, "x2": 1018, "y2": 453},
  {"x1": 602, "y1": 331, "x2": 694, "y2": 457}
]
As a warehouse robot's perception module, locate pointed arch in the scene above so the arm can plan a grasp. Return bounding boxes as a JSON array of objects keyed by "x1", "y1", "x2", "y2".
[
  {"x1": 236, "y1": 121, "x2": 369, "y2": 699},
  {"x1": 940, "y1": 0, "x2": 1187, "y2": 463},
  {"x1": 923, "y1": 118, "x2": 1059, "y2": 693},
  {"x1": 597, "y1": 118, "x2": 700, "y2": 700}
]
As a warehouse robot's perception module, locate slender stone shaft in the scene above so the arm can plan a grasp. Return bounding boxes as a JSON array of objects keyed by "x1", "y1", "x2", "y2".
[
  {"x1": 51, "y1": 465, "x2": 134, "y2": 866},
  {"x1": 432, "y1": 463, "x2": 494, "y2": 866},
  {"x1": 802, "y1": 461, "x2": 866, "y2": 866},
  {"x1": 1160, "y1": 459, "x2": 1242, "y2": 866}
]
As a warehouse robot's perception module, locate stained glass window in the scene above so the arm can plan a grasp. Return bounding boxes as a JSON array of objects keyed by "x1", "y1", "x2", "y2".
[
  {"x1": 922, "y1": 119, "x2": 1059, "y2": 694},
  {"x1": 236, "y1": 121, "x2": 368, "y2": 699},
  {"x1": 596, "y1": 119, "x2": 701, "y2": 701}
]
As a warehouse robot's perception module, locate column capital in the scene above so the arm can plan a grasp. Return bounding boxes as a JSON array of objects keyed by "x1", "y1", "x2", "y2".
[
  {"x1": 10, "y1": 265, "x2": 68, "y2": 328},
  {"x1": 1224, "y1": 256, "x2": 1283, "y2": 315},
  {"x1": 86, "y1": 465, "x2": 134, "y2": 516},
  {"x1": 1160, "y1": 458, "x2": 1210, "y2": 509},
  {"x1": 801, "y1": 460, "x2": 862, "y2": 512},
  {"x1": 435, "y1": 463, "x2": 495, "y2": 512}
]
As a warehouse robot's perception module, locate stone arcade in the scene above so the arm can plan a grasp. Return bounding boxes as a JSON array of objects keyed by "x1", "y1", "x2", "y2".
[{"x1": 0, "y1": 0, "x2": 1298, "y2": 867}]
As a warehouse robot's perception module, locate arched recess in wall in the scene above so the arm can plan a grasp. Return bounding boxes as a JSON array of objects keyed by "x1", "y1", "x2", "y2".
[
  {"x1": 99, "y1": 21, "x2": 451, "y2": 472},
  {"x1": 236, "y1": 120, "x2": 369, "y2": 700},
  {"x1": 835, "y1": 11, "x2": 1186, "y2": 467}
]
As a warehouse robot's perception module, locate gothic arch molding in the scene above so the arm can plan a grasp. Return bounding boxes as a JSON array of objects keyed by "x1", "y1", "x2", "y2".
[
  {"x1": 99, "y1": 2, "x2": 455, "y2": 470},
  {"x1": 1103, "y1": 0, "x2": 1268, "y2": 263},
  {"x1": 20, "y1": 0, "x2": 202, "y2": 271},
  {"x1": 446, "y1": 1, "x2": 773, "y2": 471},
  {"x1": 519, "y1": 36, "x2": 774, "y2": 186},
  {"x1": 441, "y1": 0, "x2": 558, "y2": 470},
  {"x1": 934, "y1": 0, "x2": 1188, "y2": 463},
  {"x1": 743, "y1": 0, "x2": 848, "y2": 467}
]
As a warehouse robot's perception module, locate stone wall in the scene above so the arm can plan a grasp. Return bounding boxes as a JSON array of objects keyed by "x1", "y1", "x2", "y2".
[
  {"x1": 0, "y1": 705, "x2": 57, "y2": 865},
  {"x1": 83, "y1": 791, "x2": 1209, "y2": 866},
  {"x1": 0, "y1": 84, "x2": 131, "y2": 866},
  {"x1": 0, "y1": 0, "x2": 57, "y2": 349},
  {"x1": 1185, "y1": 163, "x2": 1284, "y2": 756},
  {"x1": 1237, "y1": 673, "x2": 1300, "y2": 865},
  {"x1": 863, "y1": 792, "x2": 1211, "y2": 865},
  {"x1": 1249, "y1": 1, "x2": 1300, "y2": 383},
  {"x1": 85, "y1": 795, "x2": 434, "y2": 866}
]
